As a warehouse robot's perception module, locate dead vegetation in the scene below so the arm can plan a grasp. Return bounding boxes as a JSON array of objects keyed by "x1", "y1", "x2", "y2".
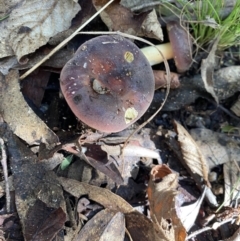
[{"x1": 0, "y1": 0, "x2": 240, "y2": 240}]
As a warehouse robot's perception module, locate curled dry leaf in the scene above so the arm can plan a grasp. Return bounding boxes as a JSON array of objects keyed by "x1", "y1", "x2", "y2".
[
  {"x1": 190, "y1": 128, "x2": 240, "y2": 169},
  {"x1": 74, "y1": 209, "x2": 125, "y2": 241},
  {"x1": 200, "y1": 38, "x2": 219, "y2": 103},
  {"x1": 79, "y1": 129, "x2": 161, "y2": 184},
  {"x1": 93, "y1": 0, "x2": 147, "y2": 35},
  {"x1": 174, "y1": 121, "x2": 210, "y2": 187},
  {"x1": 223, "y1": 161, "x2": 240, "y2": 206},
  {"x1": 21, "y1": 70, "x2": 50, "y2": 108},
  {"x1": 140, "y1": 9, "x2": 163, "y2": 41},
  {"x1": 147, "y1": 164, "x2": 186, "y2": 241},
  {"x1": 25, "y1": 200, "x2": 66, "y2": 241},
  {"x1": 83, "y1": 143, "x2": 124, "y2": 185},
  {"x1": 231, "y1": 98, "x2": 240, "y2": 117},
  {"x1": 101, "y1": 141, "x2": 161, "y2": 161},
  {"x1": 58, "y1": 177, "x2": 134, "y2": 213},
  {"x1": 120, "y1": 0, "x2": 160, "y2": 12},
  {"x1": 180, "y1": 187, "x2": 207, "y2": 231},
  {"x1": 58, "y1": 177, "x2": 162, "y2": 240},
  {"x1": 211, "y1": 66, "x2": 240, "y2": 101},
  {"x1": 0, "y1": 0, "x2": 81, "y2": 60},
  {"x1": 48, "y1": 0, "x2": 96, "y2": 45},
  {"x1": 0, "y1": 70, "x2": 58, "y2": 146}
]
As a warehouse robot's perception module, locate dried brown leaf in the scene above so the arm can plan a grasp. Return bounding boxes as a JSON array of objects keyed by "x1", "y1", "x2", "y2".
[
  {"x1": 25, "y1": 199, "x2": 66, "y2": 241},
  {"x1": 180, "y1": 187, "x2": 207, "y2": 231},
  {"x1": 223, "y1": 161, "x2": 240, "y2": 206},
  {"x1": 3, "y1": 132, "x2": 66, "y2": 239},
  {"x1": 48, "y1": 0, "x2": 96, "y2": 45},
  {"x1": 57, "y1": 177, "x2": 134, "y2": 213},
  {"x1": 174, "y1": 121, "x2": 210, "y2": 186},
  {"x1": 21, "y1": 70, "x2": 50, "y2": 107},
  {"x1": 74, "y1": 209, "x2": 125, "y2": 241},
  {"x1": 101, "y1": 142, "x2": 161, "y2": 160},
  {"x1": 83, "y1": 143, "x2": 124, "y2": 184},
  {"x1": 0, "y1": 70, "x2": 58, "y2": 145},
  {"x1": 58, "y1": 177, "x2": 162, "y2": 241},
  {"x1": 0, "y1": 0, "x2": 80, "y2": 60},
  {"x1": 190, "y1": 128, "x2": 240, "y2": 169},
  {"x1": 93, "y1": 0, "x2": 147, "y2": 35},
  {"x1": 125, "y1": 211, "x2": 162, "y2": 241},
  {"x1": 0, "y1": 70, "x2": 58, "y2": 146},
  {"x1": 214, "y1": 66, "x2": 240, "y2": 100},
  {"x1": 0, "y1": 56, "x2": 19, "y2": 75},
  {"x1": 140, "y1": 9, "x2": 163, "y2": 41},
  {"x1": 201, "y1": 38, "x2": 219, "y2": 103},
  {"x1": 231, "y1": 98, "x2": 240, "y2": 116},
  {"x1": 78, "y1": 128, "x2": 161, "y2": 182},
  {"x1": 120, "y1": 0, "x2": 160, "y2": 12},
  {"x1": 147, "y1": 164, "x2": 186, "y2": 241}
]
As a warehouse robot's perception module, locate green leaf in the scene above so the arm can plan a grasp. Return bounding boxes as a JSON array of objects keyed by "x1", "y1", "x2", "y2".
[
  {"x1": 220, "y1": 125, "x2": 239, "y2": 134},
  {"x1": 60, "y1": 155, "x2": 73, "y2": 170}
]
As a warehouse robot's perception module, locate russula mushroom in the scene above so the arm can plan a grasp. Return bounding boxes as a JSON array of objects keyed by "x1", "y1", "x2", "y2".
[
  {"x1": 60, "y1": 23, "x2": 192, "y2": 133},
  {"x1": 60, "y1": 35, "x2": 155, "y2": 133},
  {"x1": 141, "y1": 21, "x2": 192, "y2": 73}
]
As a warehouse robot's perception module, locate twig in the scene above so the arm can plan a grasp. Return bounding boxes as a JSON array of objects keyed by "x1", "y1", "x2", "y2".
[
  {"x1": 19, "y1": 0, "x2": 115, "y2": 80},
  {"x1": 186, "y1": 226, "x2": 213, "y2": 240},
  {"x1": 78, "y1": 31, "x2": 159, "y2": 45},
  {"x1": 122, "y1": 44, "x2": 171, "y2": 148},
  {"x1": 0, "y1": 138, "x2": 10, "y2": 213},
  {"x1": 186, "y1": 218, "x2": 234, "y2": 240}
]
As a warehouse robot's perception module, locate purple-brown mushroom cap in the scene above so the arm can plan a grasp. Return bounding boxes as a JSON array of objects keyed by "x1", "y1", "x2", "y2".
[
  {"x1": 60, "y1": 35, "x2": 155, "y2": 133},
  {"x1": 167, "y1": 21, "x2": 193, "y2": 73}
]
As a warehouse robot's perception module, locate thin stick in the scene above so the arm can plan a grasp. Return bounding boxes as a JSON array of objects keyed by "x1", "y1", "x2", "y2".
[
  {"x1": 0, "y1": 138, "x2": 10, "y2": 213},
  {"x1": 19, "y1": 0, "x2": 115, "y2": 80},
  {"x1": 78, "y1": 31, "x2": 159, "y2": 45},
  {"x1": 121, "y1": 44, "x2": 171, "y2": 150}
]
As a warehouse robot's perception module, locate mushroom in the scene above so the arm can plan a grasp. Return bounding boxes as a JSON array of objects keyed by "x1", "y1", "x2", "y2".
[
  {"x1": 141, "y1": 21, "x2": 192, "y2": 73},
  {"x1": 60, "y1": 35, "x2": 155, "y2": 133},
  {"x1": 60, "y1": 22, "x2": 192, "y2": 133}
]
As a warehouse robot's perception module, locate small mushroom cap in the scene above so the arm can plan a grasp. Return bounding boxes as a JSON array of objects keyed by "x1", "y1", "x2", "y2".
[
  {"x1": 60, "y1": 35, "x2": 155, "y2": 133},
  {"x1": 167, "y1": 21, "x2": 193, "y2": 73}
]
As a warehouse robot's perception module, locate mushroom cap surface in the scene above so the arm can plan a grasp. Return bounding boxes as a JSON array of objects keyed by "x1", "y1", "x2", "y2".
[
  {"x1": 60, "y1": 35, "x2": 155, "y2": 133},
  {"x1": 167, "y1": 21, "x2": 193, "y2": 73}
]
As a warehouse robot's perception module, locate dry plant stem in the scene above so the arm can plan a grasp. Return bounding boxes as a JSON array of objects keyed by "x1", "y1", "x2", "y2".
[
  {"x1": 186, "y1": 226, "x2": 212, "y2": 240},
  {"x1": 186, "y1": 218, "x2": 234, "y2": 240},
  {"x1": 0, "y1": 138, "x2": 10, "y2": 213},
  {"x1": 121, "y1": 47, "x2": 171, "y2": 167},
  {"x1": 125, "y1": 228, "x2": 133, "y2": 241},
  {"x1": 19, "y1": 0, "x2": 116, "y2": 80}
]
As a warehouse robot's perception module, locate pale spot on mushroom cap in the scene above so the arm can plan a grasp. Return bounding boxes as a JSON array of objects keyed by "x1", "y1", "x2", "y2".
[{"x1": 125, "y1": 107, "x2": 138, "y2": 124}]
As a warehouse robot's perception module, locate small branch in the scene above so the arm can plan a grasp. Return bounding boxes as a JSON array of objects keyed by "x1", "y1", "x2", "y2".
[
  {"x1": 19, "y1": 0, "x2": 115, "y2": 80},
  {"x1": 0, "y1": 138, "x2": 10, "y2": 213}
]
